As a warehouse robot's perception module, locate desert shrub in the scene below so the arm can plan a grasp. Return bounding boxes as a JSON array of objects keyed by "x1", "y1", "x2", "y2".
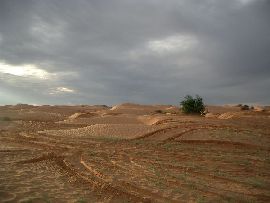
[
  {"x1": 155, "y1": 110, "x2": 163, "y2": 114},
  {"x1": 241, "y1": 105, "x2": 249, "y2": 110},
  {"x1": 180, "y1": 95, "x2": 205, "y2": 114}
]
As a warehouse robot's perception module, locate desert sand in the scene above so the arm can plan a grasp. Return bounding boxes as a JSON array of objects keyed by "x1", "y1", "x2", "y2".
[{"x1": 0, "y1": 103, "x2": 270, "y2": 202}]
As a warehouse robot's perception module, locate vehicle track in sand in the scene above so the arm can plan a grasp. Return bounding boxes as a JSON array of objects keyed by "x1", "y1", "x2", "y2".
[
  {"x1": 1, "y1": 128, "x2": 182, "y2": 202},
  {"x1": 1, "y1": 129, "x2": 270, "y2": 202},
  {"x1": 1, "y1": 106, "x2": 270, "y2": 202},
  {"x1": 133, "y1": 123, "x2": 255, "y2": 142},
  {"x1": 13, "y1": 145, "x2": 179, "y2": 203}
]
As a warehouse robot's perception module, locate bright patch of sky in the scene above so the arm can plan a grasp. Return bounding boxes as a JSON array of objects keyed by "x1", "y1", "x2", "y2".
[
  {"x1": 0, "y1": 62, "x2": 53, "y2": 79},
  {"x1": 147, "y1": 35, "x2": 198, "y2": 54},
  {"x1": 49, "y1": 87, "x2": 75, "y2": 95}
]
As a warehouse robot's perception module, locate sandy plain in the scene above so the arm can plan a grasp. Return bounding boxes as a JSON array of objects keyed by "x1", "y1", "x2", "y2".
[{"x1": 0, "y1": 103, "x2": 270, "y2": 202}]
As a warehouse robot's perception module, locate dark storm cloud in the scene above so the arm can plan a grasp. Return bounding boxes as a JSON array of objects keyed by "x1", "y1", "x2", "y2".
[{"x1": 0, "y1": 0, "x2": 269, "y2": 105}]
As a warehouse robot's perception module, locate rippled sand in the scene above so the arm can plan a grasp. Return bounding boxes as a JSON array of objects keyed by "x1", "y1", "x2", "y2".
[{"x1": 0, "y1": 144, "x2": 100, "y2": 203}]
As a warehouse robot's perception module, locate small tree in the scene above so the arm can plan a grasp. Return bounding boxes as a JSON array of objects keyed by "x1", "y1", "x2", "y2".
[{"x1": 180, "y1": 95, "x2": 205, "y2": 114}]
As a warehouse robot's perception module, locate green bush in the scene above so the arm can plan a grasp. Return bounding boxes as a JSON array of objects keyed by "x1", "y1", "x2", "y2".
[{"x1": 180, "y1": 95, "x2": 205, "y2": 114}]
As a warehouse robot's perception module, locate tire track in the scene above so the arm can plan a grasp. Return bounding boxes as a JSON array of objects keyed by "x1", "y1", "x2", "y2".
[
  {"x1": 16, "y1": 152, "x2": 151, "y2": 202},
  {"x1": 175, "y1": 139, "x2": 264, "y2": 148},
  {"x1": 133, "y1": 124, "x2": 249, "y2": 141}
]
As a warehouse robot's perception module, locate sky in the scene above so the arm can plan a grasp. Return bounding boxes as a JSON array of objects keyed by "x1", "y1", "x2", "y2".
[{"x1": 0, "y1": 0, "x2": 269, "y2": 106}]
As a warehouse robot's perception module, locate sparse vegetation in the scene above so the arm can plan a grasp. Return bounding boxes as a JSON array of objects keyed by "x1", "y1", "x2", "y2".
[
  {"x1": 155, "y1": 109, "x2": 163, "y2": 114},
  {"x1": 237, "y1": 104, "x2": 250, "y2": 110},
  {"x1": 241, "y1": 104, "x2": 249, "y2": 110},
  {"x1": 180, "y1": 95, "x2": 205, "y2": 114}
]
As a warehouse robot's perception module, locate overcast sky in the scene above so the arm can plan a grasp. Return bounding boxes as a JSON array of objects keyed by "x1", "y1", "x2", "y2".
[{"x1": 0, "y1": 0, "x2": 269, "y2": 105}]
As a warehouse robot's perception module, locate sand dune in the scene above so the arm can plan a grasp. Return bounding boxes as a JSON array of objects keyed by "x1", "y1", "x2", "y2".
[{"x1": 40, "y1": 124, "x2": 161, "y2": 139}]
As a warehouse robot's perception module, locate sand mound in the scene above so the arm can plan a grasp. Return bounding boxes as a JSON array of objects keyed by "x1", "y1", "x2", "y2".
[
  {"x1": 218, "y1": 112, "x2": 238, "y2": 119},
  {"x1": 165, "y1": 106, "x2": 179, "y2": 114},
  {"x1": 253, "y1": 106, "x2": 266, "y2": 112},
  {"x1": 165, "y1": 106, "x2": 178, "y2": 110},
  {"x1": 40, "y1": 124, "x2": 160, "y2": 139},
  {"x1": 68, "y1": 113, "x2": 83, "y2": 120},
  {"x1": 110, "y1": 103, "x2": 155, "y2": 114},
  {"x1": 110, "y1": 103, "x2": 142, "y2": 110},
  {"x1": 137, "y1": 115, "x2": 164, "y2": 125},
  {"x1": 110, "y1": 105, "x2": 120, "y2": 111},
  {"x1": 68, "y1": 112, "x2": 97, "y2": 120}
]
